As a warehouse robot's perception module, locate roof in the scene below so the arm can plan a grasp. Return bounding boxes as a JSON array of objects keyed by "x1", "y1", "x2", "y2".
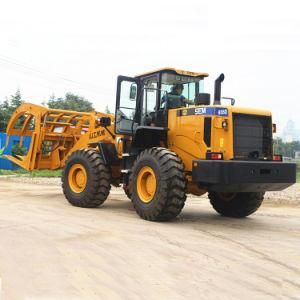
[{"x1": 135, "y1": 67, "x2": 209, "y2": 78}]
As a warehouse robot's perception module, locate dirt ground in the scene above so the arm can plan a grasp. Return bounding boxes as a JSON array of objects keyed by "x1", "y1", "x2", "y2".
[{"x1": 0, "y1": 178, "x2": 299, "y2": 300}]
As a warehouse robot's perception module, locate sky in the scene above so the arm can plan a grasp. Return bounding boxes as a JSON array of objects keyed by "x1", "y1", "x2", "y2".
[{"x1": 0, "y1": 0, "x2": 299, "y2": 135}]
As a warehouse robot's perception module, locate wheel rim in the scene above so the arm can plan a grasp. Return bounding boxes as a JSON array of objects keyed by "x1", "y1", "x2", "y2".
[
  {"x1": 137, "y1": 166, "x2": 157, "y2": 203},
  {"x1": 68, "y1": 164, "x2": 87, "y2": 193}
]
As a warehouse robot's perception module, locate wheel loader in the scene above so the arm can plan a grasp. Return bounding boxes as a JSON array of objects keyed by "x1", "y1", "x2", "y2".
[{"x1": 4, "y1": 68, "x2": 296, "y2": 221}]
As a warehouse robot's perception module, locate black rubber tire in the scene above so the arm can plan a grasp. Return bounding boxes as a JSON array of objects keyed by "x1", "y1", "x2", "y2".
[
  {"x1": 208, "y1": 192, "x2": 265, "y2": 218},
  {"x1": 130, "y1": 147, "x2": 187, "y2": 221},
  {"x1": 62, "y1": 149, "x2": 111, "y2": 208},
  {"x1": 123, "y1": 184, "x2": 132, "y2": 200}
]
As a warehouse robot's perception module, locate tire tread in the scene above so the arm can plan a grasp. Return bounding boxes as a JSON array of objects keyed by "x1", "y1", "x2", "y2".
[
  {"x1": 62, "y1": 149, "x2": 111, "y2": 208},
  {"x1": 208, "y1": 191, "x2": 264, "y2": 218},
  {"x1": 130, "y1": 147, "x2": 187, "y2": 221}
]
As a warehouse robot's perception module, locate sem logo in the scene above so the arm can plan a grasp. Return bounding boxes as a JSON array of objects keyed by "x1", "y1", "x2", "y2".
[
  {"x1": 182, "y1": 109, "x2": 188, "y2": 116},
  {"x1": 195, "y1": 107, "x2": 207, "y2": 115}
]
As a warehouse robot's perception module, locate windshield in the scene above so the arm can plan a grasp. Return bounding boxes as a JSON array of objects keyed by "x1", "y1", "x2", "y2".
[{"x1": 161, "y1": 72, "x2": 204, "y2": 102}]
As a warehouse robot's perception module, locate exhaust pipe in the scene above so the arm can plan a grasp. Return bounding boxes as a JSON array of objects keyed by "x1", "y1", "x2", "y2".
[{"x1": 214, "y1": 73, "x2": 225, "y2": 105}]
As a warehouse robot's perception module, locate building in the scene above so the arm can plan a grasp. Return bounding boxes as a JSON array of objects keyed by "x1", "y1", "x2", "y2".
[{"x1": 282, "y1": 120, "x2": 300, "y2": 142}]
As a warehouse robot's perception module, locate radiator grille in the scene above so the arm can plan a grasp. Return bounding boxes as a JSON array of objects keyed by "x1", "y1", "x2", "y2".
[{"x1": 233, "y1": 113, "x2": 273, "y2": 160}]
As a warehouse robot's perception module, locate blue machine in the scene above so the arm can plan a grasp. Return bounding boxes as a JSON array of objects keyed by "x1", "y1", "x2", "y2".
[{"x1": 0, "y1": 132, "x2": 31, "y2": 170}]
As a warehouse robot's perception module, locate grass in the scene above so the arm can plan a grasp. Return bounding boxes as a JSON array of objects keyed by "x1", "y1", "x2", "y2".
[
  {"x1": 297, "y1": 171, "x2": 300, "y2": 183},
  {"x1": 0, "y1": 169, "x2": 62, "y2": 177}
]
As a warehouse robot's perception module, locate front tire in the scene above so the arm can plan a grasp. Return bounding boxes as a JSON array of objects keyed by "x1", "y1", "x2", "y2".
[
  {"x1": 123, "y1": 184, "x2": 132, "y2": 200},
  {"x1": 130, "y1": 147, "x2": 187, "y2": 221},
  {"x1": 62, "y1": 149, "x2": 111, "y2": 208},
  {"x1": 208, "y1": 192, "x2": 265, "y2": 218}
]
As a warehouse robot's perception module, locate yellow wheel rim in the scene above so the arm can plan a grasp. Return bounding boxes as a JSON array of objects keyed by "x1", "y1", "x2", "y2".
[
  {"x1": 137, "y1": 166, "x2": 157, "y2": 203},
  {"x1": 68, "y1": 164, "x2": 87, "y2": 193}
]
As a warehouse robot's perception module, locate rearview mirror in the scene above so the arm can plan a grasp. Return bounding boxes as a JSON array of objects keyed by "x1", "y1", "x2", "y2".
[{"x1": 129, "y1": 84, "x2": 137, "y2": 100}]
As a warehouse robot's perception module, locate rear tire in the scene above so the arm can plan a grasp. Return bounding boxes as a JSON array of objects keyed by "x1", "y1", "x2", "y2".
[
  {"x1": 130, "y1": 147, "x2": 187, "y2": 221},
  {"x1": 62, "y1": 149, "x2": 111, "y2": 208},
  {"x1": 208, "y1": 192, "x2": 265, "y2": 218}
]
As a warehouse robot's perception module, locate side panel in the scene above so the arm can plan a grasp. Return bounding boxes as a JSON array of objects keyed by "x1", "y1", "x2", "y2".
[{"x1": 167, "y1": 106, "x2": 234, "y2": 172}]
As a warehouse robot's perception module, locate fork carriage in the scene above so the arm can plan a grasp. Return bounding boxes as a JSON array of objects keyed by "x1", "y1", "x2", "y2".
[{"x1": 5, "y1": 103, "x2": 114, "y2": 171}]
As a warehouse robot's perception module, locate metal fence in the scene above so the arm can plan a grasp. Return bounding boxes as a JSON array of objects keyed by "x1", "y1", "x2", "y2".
[{"x1": 0, "y1": 133, "x2": 31, "y2": 170}]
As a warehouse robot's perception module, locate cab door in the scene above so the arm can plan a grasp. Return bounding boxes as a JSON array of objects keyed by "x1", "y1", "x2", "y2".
[{"x1": 115, "y1": 76, "x2": 141, "y2": 135}]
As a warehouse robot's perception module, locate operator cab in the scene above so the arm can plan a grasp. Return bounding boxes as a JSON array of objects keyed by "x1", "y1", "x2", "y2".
[{"x1": 115, "y1": 68, "x2": 209, "y2": 135}]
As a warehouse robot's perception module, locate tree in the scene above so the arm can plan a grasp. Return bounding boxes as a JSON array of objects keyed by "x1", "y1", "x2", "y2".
[
  {"x1": 0, "y1": 89, "x2": 24, "y2": 132},
  {"x1": 273, "y1": 137, "x2": 300, "y2": 158},
  {"x1": 47, "y1": 93, "x2": 95, "y2": 112},
  {"x1": 104, "y1": 105, "x2": 112, "y2": 114}
]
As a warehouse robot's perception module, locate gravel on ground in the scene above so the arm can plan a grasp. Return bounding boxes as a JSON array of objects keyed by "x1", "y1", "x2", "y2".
[{"x1": 0, "y1": 178, "x2": 299, "y2": 300}]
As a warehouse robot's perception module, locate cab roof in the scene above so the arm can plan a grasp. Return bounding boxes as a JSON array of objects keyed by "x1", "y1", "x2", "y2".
[{"x1": 135, "y1": 67, "x2": 209, "y2": 78}]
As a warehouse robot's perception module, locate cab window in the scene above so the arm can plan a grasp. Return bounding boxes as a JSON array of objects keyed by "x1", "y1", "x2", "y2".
[
  {"x1": 160, "y1": 72, "x2": 204, "y2": 107},
  {"x1": 141, "y1": 77, "x2": 158, "y2": 125},
  {"x1": 116, "y1": 78, "x2": 138, "y2": 134}
]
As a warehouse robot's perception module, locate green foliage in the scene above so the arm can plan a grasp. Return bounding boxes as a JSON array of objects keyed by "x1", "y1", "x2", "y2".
[
  {"x1": 297, "y1": 171, "x2": 300, "y2": 183},
  {"x1": 0, "y1": 169, "x2": 28, "y2": 176},
  {"x1": 0, "y1": 169, "x2": 62, "y2": 177},
  {"x1": 11, "y1": 143, "x2": 26, "y2": 156},
  {"x1": 104, "y1": 105, "x2": 112, "y2": 114},
  {"x1": 0, "y1": 147, "x2": 4, "y2": 156},
  {"x1": 29, "y1": 169, "x2": 62, "y2": 177},
  {"x1": 47, "y1": 93, "x2": 95, "y2": 112},
  {"x1": 0, "y1": 89, "x2": 24, "y2": 132},
  {"x1": 273, "y1": 138, "x2": 300, "y2": 158}
]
